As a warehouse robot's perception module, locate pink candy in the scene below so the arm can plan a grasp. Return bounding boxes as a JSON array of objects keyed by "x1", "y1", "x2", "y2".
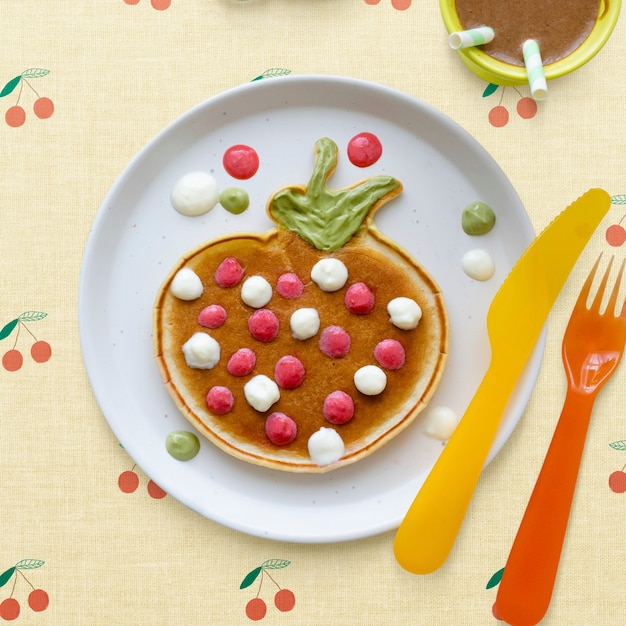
[
  {"x1": 323, "y1": 390, "x2": 355, "y2": 424},
  {"x1": 344, "y1": 282, "x2": 375, "y2": 314},
  {"x1": 374, "y1": 339, "x2": 405, "y2": 370},
  {"x1": 265, "y1": 412, "x2": 297, "y2": 445},
  {"x1": 276, "y1": 272, "x2": 304, "y2": 299},
  {"x1": 319, "y1": 325, "x2": 351, "y2": 358},
  {"x1": 198, "y1": 304, "x2": 227, "y2": 329},
  {"x1": 274, "y1": 355, "x2": 305, "y2": 389},
  {"x1": 215, "y1": 257, "x2": 244, "y2": 287},
  {"x1": 248, "y1": 309, "x2": 279, "y2": 342},
  {"x1": 227, "y1": 348, "x2": 256, "y2": 376},
  {"x1": 206, "y1": 385, "x2": 234, "y2": 415}
]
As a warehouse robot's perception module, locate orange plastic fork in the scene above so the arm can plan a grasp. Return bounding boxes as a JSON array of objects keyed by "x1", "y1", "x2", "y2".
[{"x1": 496, "y1": 255, "x2": 626, "y2": 626}]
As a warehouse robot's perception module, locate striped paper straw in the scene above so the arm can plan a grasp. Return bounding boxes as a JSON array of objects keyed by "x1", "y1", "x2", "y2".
[
  {"x1": 523, "y1": 39, "x2": 548, "y2": 100},
  {"x1": 448, "y1": 26, "x2": 495, "y2": 50}
]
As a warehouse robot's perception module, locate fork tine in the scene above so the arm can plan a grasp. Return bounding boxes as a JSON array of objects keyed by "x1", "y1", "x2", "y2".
[
  {"x1": 576, "y1": 254, "x2": 603, "y2": 308},
  {"x1": 606, "y1": 258, "x2": 626, "y2": 317},
  {"x1": 590, "y1": 255, "x2": 614, "y2": 312}
]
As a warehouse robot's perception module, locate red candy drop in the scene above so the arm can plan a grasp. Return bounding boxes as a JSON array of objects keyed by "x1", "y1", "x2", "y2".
[
  {"x1": 248, "y1": 309, "x2": 279, "y2": 342},
  {"x1": 198, "y1": 304, "x2": 227, "y2": 328},
  {"x1": 223, "y1": 144, "x2": 260, "y2": 179},
  {"x1": 274, "y1": 355, "x2": 305, "y2": 389},
  {"x1": 347, "y1": 132, "x2": 383, "y2": 167},
  {"x1": 215, "y1": 257, "x2": 244, "y2": 287},
  {"x1": 319, "y1": 326, "x2": 351, "y2": 358},
  {"x1": 276, "y1": 272, "x2": 304, "y2": 299},
  {"x1": 374, "y1": 339, "x2": 405, "y2": 370},
  {"x1": 345, "y1": 282, "x2": 375, "y2": 314},
  {"x1": 265, "y1": 412, "x2": 297, "y2": 445},
  {"x1": 227, "y1": 348, "x2": 256, "y2": 376},
  {"x1": 206, "y1": 386, "x2": 234, "y2": 414},
  {"x1": 323, "y1": 390, "x2": 355, "y2": 424}
]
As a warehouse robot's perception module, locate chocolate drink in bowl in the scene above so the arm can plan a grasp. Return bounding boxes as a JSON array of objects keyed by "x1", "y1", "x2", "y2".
[{"x1": 454, "y1": 0, "x2": 601, "y2": 65}]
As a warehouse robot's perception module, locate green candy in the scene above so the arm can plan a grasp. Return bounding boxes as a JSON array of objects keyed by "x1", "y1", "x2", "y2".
[
  {"x1": 165, "y1": 430, "x2": 200, "y2": 461},
  {"x1": 462, "y1": 201, "x2": 496, "y2": 236},
  {"x1": 220, "y1": 187, "x2": 250, "y2": 214}
]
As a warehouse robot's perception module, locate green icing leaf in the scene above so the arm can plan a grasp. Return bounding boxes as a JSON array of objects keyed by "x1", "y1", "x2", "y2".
[
  {"x1": 260, "y1": 558, "x2": 290, "y2": 570},
  {"x1": 0, "y1": 75, "x2": 21, "y2": 98},
  {"x1": 609, "y1": 440, "x2": 626, "y2": 451},
  {"x1": 482, "y1": 83, "x2": 499, "y2": 98},
  {"x1": 0, "y1": 318, "x2": 19, "y2": 341},
  {"x1": 15, "y1": 559, "x2": 44, "y2": 570},
  {"x1": 486, "y1": 567, "x2": 505, "y2": 589},
  {"x1": 239, "y1": 566, "x2": 262, "y2": 589},
  {"x1": 268, "y1": 138, "x2": 401, "y2": 251},
  {"x1": 0, "y1": 567, "x2": 15, "y2": 588}
]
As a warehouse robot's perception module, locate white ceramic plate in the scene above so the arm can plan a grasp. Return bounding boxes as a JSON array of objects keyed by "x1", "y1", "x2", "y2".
[{"x1": 79, "y1": 75, "x2": 542, "y2": 543}]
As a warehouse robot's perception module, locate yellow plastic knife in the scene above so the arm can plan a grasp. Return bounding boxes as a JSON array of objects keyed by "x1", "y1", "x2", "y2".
[{"x1": 394, "y1": 188, "x2": 611, "y2": 574}]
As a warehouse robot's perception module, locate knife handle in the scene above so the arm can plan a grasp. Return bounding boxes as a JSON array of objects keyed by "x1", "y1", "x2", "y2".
[{"x1": 394, "y1": 361, "x2": 513, "y2": 574}]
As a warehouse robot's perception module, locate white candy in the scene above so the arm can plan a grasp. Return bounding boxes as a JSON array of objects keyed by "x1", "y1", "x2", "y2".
[
  {"x1": 182, "y1": 332, "x2": 220, "y2": 369},
  {"x1": 170, "y1": 171, "x2": 220, "y2": 217},
  {"x1": 170, "y1": 268, "x2": 203, "y2": 301},
  {"x1": 290, "y1": 307, "x2": 320, "y2": 340},
  {"x1": 387, "y1": 296, "x2": 422, "y2": 330},
  {"x1": 354, "y1": 365, "x2": 387, "y2": 395},
  {"x1": 243, "y1": 374, "x2": 280, "y2": 412},
  {"x1": 308, "y1": 427, "x2": 345, "y2": 466},
  {"x1": 422, "y1": 405, "x2": 458, "y2": 440},
  {"x1": 310, "y1": 258, "x2": 348, "y2": 292},
  {"x1": 462, "y1": 248, "x2": 495, "y2": 281},
  {"x1": 241, "y1": 275, "x2": 273, "y2": 308}
]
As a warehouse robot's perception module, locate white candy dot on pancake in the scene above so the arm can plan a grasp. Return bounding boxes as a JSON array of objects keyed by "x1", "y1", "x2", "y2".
[
  {"x1": 290, "y1": 307, "x2": 320, "y2": 340},
  {"x1": 354, "y1": 365, "x2": 387, "y2": 395},
  {"x1": 170, "y1": 268, "x2": 203, "y2": 300},
  {"x1": 241, "y1": 275, "x2": 273, "y2": 308},
  {"x1": 308, "y1": 427, "x2": 345, "y2": 465},
  {"x1": 387, "y1": 296, "x2": 422, "y2": 330},
  {"x1": 311, "y1": 258, "x2": 348, "y2": 292},
  {"x1": 182, "y1": 332, "x2": 220, "y2": 369},
  {"x1": 243, "y1": 374, "x2": 280, "y2": 412}
]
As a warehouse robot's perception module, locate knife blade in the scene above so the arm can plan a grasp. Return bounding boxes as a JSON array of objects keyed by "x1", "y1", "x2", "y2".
[{"x1": 393, "y1": 188, "x2": 611, "y2": 574}]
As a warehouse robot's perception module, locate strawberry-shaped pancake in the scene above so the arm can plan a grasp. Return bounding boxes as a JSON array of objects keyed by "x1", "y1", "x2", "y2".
[{"x1": 154, "y1": 138, "x2": 448, "y2": 473}]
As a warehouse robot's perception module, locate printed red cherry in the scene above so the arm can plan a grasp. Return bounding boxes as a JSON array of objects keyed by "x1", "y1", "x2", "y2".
[
  {"x1": 2, "y1": 349, "x2": 23, "y2": 372},
  {"x1": 31, "y1": 340, "x2": 52, "y2": 363},
  {"x1": 33, "y1": 97, "x2": 54, "y2": 120},
  {"x1": 118, "y1": 470, "x2": 139, "y2": 493},
  {"x1": 606, "y1": 223, "x2": 626, "y2": 247},
  {"x1": 274, "y1": 588, "x2": 296, "y2": 612},
  {"x1": 492, "y1": 601, "x2": 503, "y2": 621},
  {"x1": 608, "y1": 469, "x2": 626, "y2": 493},
  {"x1": 0, "y1": 598, "x2": 20, "y2": 621},
  {"x1": 516, "y1": 97, "x2": 538, "y2": 119},
  {"x1": 28, "y1": 588, "x2": 49, "y2": 612},
  {"x1": 245, "y1": 597, "x2": 267, "y2": 621},
  {"x1": 488, "y1": 105, "x2": 509, "y2": 128},
  {"x1": 5, "y1": 105, "x2": 25, "y2": 128},
  {"x1": 147, "y1": 479, "x2": 167, "y2": 499}
]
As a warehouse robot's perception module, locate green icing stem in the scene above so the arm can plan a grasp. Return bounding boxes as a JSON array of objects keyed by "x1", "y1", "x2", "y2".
[{"x1": 268, "y1": 137, "x2": 401, "y2": 252}]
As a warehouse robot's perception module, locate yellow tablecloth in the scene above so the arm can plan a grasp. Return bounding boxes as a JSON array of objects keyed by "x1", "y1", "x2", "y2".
[{"x1": 1, "y1": 2, "x2": 624, "y2": 624}]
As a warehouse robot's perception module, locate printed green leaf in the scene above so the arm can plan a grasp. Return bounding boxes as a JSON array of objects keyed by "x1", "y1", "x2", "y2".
[
  {"x1": 18, "y1": 311, "x2": 47, "y2": 322},
  {"x1": 610, "y1": 194, "x2": 626, "y2": 205},
  {"x1": 0, "y1": 75, "x2": 22, "y2": 98},
  {"x1": 239, "y1": 566, "x2": 262, "y2": 589},
  {"x1": 609, "y1": 440, "x2": 626, "y2": 451},
  {"x1": 260, "y1": 558, "x2": 290, "y2": 570},
  {"x1": 0, "y1": 567, "x2": 15, "y2": 588},
  {"x1": 21, "y1": 68, "x2": 50, "y2": 79},
  {"x1": 0, "y1": 318, "x2": 19, "y2": 340},
  {"x1": 15, "y1": 559, "x2": 44, "y2": 570},
  {"x1": 251, "y1": 68, "x2": 291, "y2": 81},
  {"x1": 482, "y1": 83, "x2": 499, "y2": 98},
  {"x1": 486, "y1": 567, "x2": 505, "y2": 589}
]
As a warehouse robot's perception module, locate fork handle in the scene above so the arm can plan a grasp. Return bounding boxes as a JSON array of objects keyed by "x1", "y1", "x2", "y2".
[{"x1": 495, "y1": 389, "x2": 595, "y2": 626}]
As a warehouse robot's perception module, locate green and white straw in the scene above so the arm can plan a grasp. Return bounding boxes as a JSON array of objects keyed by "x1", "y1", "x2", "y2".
[
  {"x1": 448, "y1": 26, "x2": 494, "y2": 50},
  {"x1": 523, "y1": 39, "x2": 548, "y2": 101}
]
